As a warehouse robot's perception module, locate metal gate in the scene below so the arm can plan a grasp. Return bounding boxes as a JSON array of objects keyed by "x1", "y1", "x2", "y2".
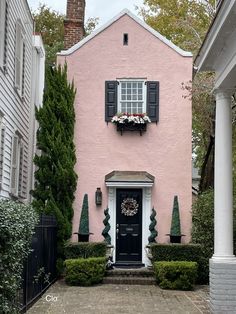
[{"x1": 20, "y1": 214, "x2": 57, "y2": 311}]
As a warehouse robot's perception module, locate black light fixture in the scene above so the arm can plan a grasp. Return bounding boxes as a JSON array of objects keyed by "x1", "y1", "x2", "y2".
[{"x1": 95, "y1": 187, "x2": 102, "y2": 205}]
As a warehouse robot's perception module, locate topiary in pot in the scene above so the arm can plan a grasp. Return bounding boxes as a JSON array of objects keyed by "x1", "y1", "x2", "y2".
[
  {"x1": 148, "y1": 207, "x2": 158, "y2": 244},
  {"x1": 78, "y1": 194, "x2": 90, "y2": 242},
  {"x1": 168, "y1": 195, "x2": 184, "y2": 243},
  {"x1": 102, "y1": 207, "x2": 111, "y2": 245}
]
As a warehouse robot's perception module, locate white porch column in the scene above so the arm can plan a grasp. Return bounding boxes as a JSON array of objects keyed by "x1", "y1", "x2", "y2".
[
  {"x1": 213, "y1": 89, "x2": 234, "y2": 259},
  {"x1": 210, "y1": 89, "x2": 236, "y2": 314}
]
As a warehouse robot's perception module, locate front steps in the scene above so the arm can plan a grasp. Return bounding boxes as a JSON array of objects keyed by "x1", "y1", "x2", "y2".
[{"x1": 103, "y1": 267, "x2": 156, "y2": 285}]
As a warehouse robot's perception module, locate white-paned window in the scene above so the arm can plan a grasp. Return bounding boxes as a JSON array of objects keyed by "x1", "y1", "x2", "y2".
[
  {"x1": 0, "y1": 0, "x2": 8, "y2": 69},
  {"x1": 0, "y1": 115, "x2": 5, "y2": 187},
  {"x1": 118, "y1": 80, "x2": 146, "y2": 114},
  {"x1": 15, "y1": 21, "x2": 25, "y2": 95},
  {"x1": 10, "y1": 134, "x2": 24, "y2": 197}
]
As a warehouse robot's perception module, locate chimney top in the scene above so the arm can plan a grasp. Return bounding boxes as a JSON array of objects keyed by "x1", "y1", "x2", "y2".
[{"x1": 64, "y1": 0, "x2": 86, "y2": 50}]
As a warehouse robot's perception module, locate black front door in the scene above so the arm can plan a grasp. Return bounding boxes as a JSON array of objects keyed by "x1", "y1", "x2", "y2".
[{"x1": 116, "y1": 189, "x2": 142, "y2": 263}]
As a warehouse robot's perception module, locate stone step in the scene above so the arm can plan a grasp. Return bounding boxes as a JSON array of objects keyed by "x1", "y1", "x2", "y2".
[
  {"x1": 103, "y1": 276, "x2": 156, "y2": 285},
  {"x1": 106, "y1": 268, "x2": 154, "y2": 278}
]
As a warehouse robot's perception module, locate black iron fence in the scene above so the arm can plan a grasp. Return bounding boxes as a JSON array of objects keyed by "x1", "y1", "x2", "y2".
[{"x1": 20, "y1": 214, "x2": 57, "y2": 311}]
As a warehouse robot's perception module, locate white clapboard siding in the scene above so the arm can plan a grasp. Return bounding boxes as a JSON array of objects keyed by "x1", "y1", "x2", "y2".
[{"x1": 0, "y1": 0, "x2": 34, "y2": 201}]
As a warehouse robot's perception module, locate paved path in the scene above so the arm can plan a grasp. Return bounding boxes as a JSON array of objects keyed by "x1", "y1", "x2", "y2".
[{"x1": 27, "y1": 280, "x2": 210, "y2": 314}]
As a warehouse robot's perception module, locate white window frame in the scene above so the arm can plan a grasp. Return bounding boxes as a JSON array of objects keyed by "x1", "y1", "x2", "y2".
[
  {"x1": 15, "y1": 20, "x2": 25, "y2": 96},
  {"x1": 117, "y1": 79, "x2": 147, "y2": 114},
  {"x1": 0, "y1": 114, "x2": 5, "y2": 188},
  {"x1": 10, "y1": 133, "x2": 22, "y2": 197},
  {"x1": 0, "y1": 0, "x2": 6, "y2": 68}
]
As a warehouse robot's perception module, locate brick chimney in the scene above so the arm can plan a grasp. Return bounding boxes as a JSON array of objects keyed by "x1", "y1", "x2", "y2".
[{"x1": 64, "y1": 0, "x2": 86, "y2": 49}]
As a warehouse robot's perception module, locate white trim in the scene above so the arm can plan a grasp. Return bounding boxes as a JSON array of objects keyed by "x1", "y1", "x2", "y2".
[
  {"x1": 106, "y1": 182, "x2": 153, "y2": 187},
  {"x1": 107, "y1": 186, "x2": 153, "y2": 266},
  {"x1": 58, "y1": 9, "x2": 192, "y2": 58},
  {"x1": 117, "y1": 79, "x2": 146, "y2": 114},
  {"x1": 195, "y1": 1, "x2": 236, "y2": 70},
  {"x1": 15, "y1": 20, "x2": 25, "y2": 96},
  {"x1": 0, "y1": 0, "x2": 6, "y2": 68}
]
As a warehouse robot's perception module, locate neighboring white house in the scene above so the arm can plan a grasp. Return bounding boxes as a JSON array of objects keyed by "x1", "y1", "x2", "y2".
[
  {"x1": 195, "y1": 0, "x2": 236, "y2": 312},
  {"x1": 0, "y1": 0, "x2": 45, "y2": 202}
]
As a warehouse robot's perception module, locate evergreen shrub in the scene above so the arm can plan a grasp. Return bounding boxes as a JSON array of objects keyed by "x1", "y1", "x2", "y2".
[
  {"x1": 191, "y1": 188, "x2": 214, "y2": 284},
  {"x1": 150, "y1": 243, "x2": 207, "y2": 284},
  {"x1": 32, "y1": 65, "x2": 77, "y2": 267},
  {"x1": 64, "y1": 242, "x2": 107, "y2": 259},
  {"x1": 191, "y1": 188, "x2": 236, "y2": 283},
  {"x1": 0, "y1": 200, "x2": 38, "y2": 313},
  {"x1": 65, "y1": 257, "x2": 106, "y2": 286},
  {"x1": 191, "y1": 189, "x2": 214, "y2": 258},
  {"x1": 154, "y1": 261, "x2": 198, "y2": 290}
]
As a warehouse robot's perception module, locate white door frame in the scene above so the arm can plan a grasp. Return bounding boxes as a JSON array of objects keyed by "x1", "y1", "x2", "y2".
[{"x1": 107, "y1": 184, "x2": 153, "y2": 266}]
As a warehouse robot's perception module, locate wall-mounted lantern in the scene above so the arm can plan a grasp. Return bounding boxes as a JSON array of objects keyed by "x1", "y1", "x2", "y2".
[{"x1": 95, "y1": 187, "x2": 102, "y2": 205}]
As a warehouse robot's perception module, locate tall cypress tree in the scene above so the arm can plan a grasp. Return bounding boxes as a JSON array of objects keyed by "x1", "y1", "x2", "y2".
[{"x1": 32, "y1": 65, "x2": 77, "y2": 259}]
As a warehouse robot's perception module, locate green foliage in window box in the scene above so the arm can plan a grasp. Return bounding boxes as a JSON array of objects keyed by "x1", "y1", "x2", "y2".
[
  {"x1": 64, "y1": 242, "x2": 107, "y2": 259},
  {"x1": 154, "y1": 261, "x2": 198, "y2": 290},
  {"x1": 0, "y1": 200, "x2": 39, "y2": 313},
  {"x1": 65, "y1": 257, "x2": 106, "y2": 286},
  {"x1": 150, "y1": 243, "x2": 207, "y2": 284}
]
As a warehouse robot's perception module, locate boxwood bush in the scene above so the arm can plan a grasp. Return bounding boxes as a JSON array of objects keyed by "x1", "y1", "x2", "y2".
[
  {"x1": 150, "y1": 243, "x2": 207, "y2": 284},
  {"x1": 0, "y1": 200, "x2": 39, "y2": 313},
  {"x1": 154, "y1": 261, "x2": 198, "y2": 290},
  {"x1": 64, "y1": 242, "x2": 107, "y2": 259},
  {"x1": 65, "y1": 257, "x2": 106, "y2": 286}
]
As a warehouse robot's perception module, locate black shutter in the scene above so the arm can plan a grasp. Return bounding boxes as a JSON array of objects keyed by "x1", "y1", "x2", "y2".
[
  {"x1": 105, "y1": 81, "x2": 117, "y2": 122},
  {"x1": 146, "y1": 81, "x2": 159, "y2": 122}
]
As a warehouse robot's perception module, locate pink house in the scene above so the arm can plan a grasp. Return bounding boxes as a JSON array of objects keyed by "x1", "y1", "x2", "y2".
[{"x1": 57, "y1": 1, "x2": 192, "y2": 266}]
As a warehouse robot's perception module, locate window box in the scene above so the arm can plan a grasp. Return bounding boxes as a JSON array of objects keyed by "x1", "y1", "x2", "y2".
[
  {"x1": 112, "y1": 113, "x2": 150, "y2": 136},
  {"x1": 116, "y1": 123, "x2": 147, "y2": 136}
]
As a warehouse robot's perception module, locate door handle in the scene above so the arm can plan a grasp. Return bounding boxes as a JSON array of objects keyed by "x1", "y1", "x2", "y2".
[{"x1": 116, "y1": 224, "x2": 119, "y2": 239}]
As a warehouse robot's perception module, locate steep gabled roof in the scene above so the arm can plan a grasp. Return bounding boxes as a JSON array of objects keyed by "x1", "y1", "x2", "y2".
[{"x1": 57, "y1": 8, "x2": 192, "y2": 57}]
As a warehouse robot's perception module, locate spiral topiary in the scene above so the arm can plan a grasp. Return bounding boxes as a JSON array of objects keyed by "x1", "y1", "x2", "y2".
[
  {"x1": 102, "y1": 207, "x2": 111, "y2": 244},
  {"x1": 148, "y1": 207, "x2": 158, "y2": 243}
]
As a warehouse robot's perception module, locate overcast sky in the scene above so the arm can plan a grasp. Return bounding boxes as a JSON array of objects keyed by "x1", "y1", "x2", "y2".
[{"x1": 27, "y1": 0, "x2": 144, "y2": 27}]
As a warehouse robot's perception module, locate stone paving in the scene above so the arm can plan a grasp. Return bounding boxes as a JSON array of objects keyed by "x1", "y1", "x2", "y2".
[{"x1": 27, "y1": 280, "x2": 210, "y2": 314}]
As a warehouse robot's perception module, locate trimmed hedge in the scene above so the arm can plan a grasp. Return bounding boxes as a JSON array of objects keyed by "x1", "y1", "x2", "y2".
[
  {"x1": 65, "y1": 257, "x2": 106, "y2": 286},
  {"x1": 154, "y1": 261, "x2": 198, "y2": 290},
  {"x1": 64, "y1": 242, "x2": 107, "y2": 259},
  {"x1": 150, "y1": 244, "x2": 208, "y2": 284}
]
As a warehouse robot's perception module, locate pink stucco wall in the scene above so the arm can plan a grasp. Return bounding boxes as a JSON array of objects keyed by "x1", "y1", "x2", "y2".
[{"x1": 58, "y1": 14, "x2": 192, "y2": 243}]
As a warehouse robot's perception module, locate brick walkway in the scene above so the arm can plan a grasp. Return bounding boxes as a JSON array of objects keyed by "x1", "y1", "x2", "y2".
[{"x1": 27, "y1": 280, "x2": 210, "y2": 314}]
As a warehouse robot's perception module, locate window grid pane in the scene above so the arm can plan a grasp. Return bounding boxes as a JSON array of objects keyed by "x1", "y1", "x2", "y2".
[{"x1": 120, "y1": 81, "x2": 144, "y2": 114}]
